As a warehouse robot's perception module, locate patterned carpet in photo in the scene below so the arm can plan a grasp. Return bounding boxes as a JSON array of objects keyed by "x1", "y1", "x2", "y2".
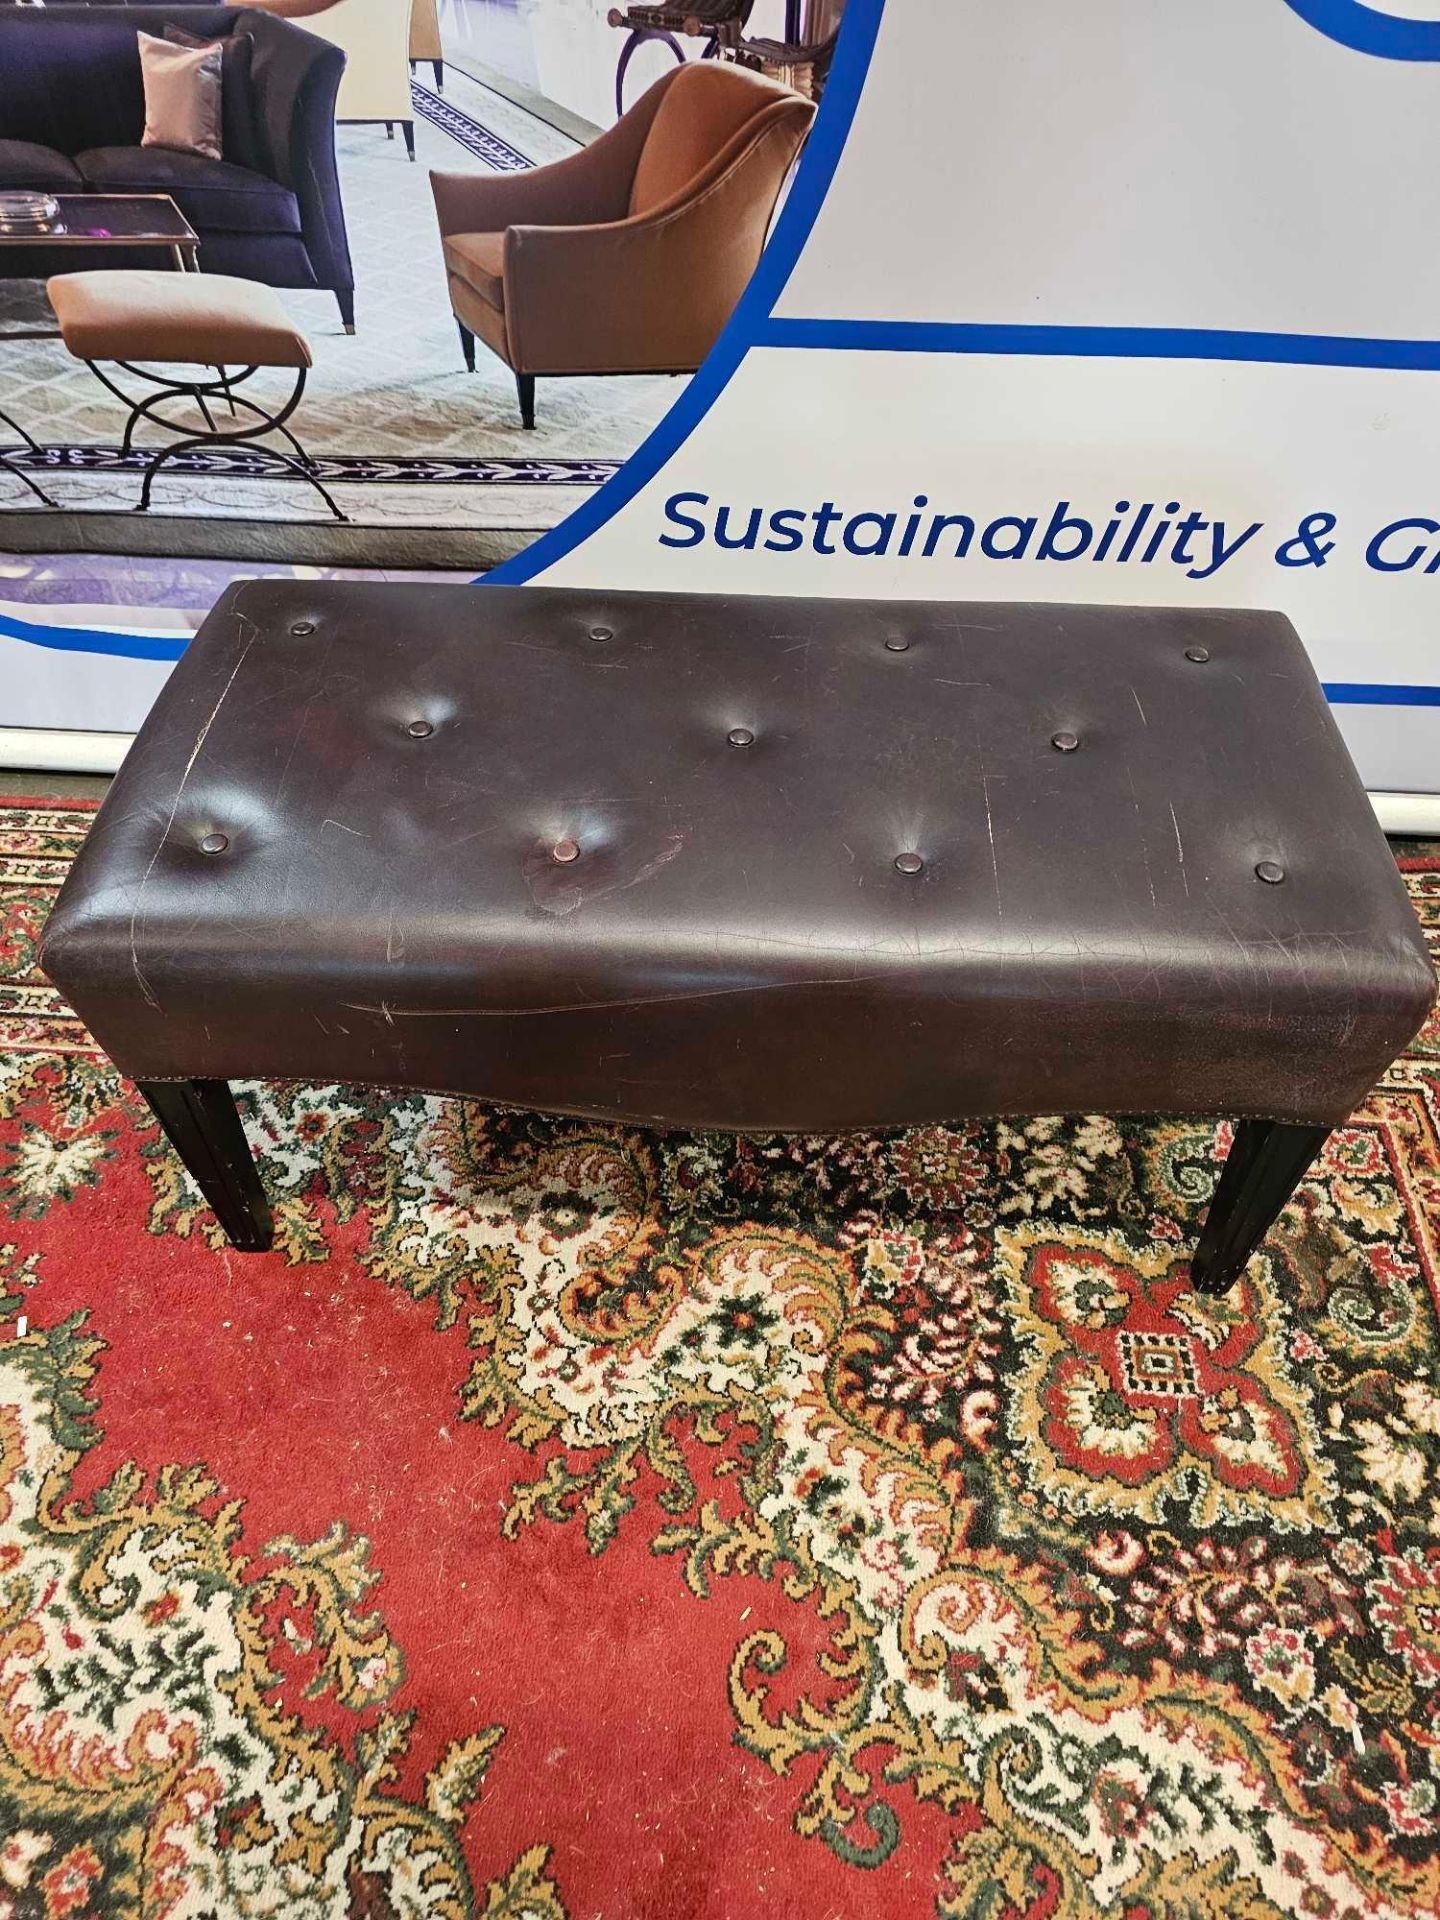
[{"x1": 1, "y1": 797, "x2": 1437, "y2": 1918}]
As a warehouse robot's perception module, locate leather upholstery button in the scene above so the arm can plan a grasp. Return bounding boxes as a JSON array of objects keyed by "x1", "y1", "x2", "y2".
[
  {"x1": 290, "y1": 620, "x2": 315, "y2": 637},
  {"x1": 727, "y1": 727, "x2": 754, "y2": 747},
  {"x1": 199, "y1": 833, "x2": 228, "y2": 855},
  {"x1": 895, "y1": 851, "x2": 923, "y2": 874},
  {"x1": 552, "y1": 837, "x2": 580, "y2": 864},
  {"x1": 589, "y1": 625, "x2": 613, "y2": 643},
  {"x1": 406, "y1": 720, "x2": 434, "y2": 738},
  {"x1": 1255, "y1": 860, "x2": 1286, "y2": 884},
  {"x1": 885, "y1": 636, "x2": 910, "y2": 652},
  {"x1": 1185, "y1": 646, "x2": 1211, "y2": 663},
  {"x1": 1051, "y1": 731, "x2": 1079, "y2": 753}
]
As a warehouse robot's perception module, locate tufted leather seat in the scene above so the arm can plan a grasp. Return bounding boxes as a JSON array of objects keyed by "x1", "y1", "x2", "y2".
[{"x1": 41, "y1": 583, "x2": 1435, "y2": 1284}]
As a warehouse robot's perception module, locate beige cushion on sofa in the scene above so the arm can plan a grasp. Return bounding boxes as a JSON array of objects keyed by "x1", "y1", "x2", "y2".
[
  {"x1": 47, "y1": 270, "x2": 313, "y2": 368},
  {"x1": 138, "y1": 31, "x2": 224, "y2": 161}
]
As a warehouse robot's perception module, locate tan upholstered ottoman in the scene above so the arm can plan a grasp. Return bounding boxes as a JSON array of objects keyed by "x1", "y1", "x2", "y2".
[{"x1": 47, "y1": 270, "x2": 343, "y2": 519}]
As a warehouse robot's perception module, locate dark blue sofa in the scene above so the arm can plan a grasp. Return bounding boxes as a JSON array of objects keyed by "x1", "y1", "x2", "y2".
[{"x1": 0, "y1": 6, "x2": 356, "y2": 327}]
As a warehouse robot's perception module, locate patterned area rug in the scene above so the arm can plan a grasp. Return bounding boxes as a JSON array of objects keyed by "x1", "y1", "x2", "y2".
[{"x1": 1, "y1": 795, "x2": 1438, "y2": 1919}]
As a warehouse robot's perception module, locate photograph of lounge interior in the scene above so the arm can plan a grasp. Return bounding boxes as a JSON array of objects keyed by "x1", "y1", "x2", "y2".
[{"x1": 0, "y1": 1, "x2": 836, "y2": 593}]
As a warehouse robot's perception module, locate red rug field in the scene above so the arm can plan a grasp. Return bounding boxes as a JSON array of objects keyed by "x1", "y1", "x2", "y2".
[{"x1": 1, "y1": 794, "x2": 1438, "y2": 1919}]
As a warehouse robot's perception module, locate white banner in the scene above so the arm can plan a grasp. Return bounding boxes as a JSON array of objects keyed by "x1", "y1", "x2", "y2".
[{"x1": 502, "y1": 0, "x2": 1440, "y2": 800}]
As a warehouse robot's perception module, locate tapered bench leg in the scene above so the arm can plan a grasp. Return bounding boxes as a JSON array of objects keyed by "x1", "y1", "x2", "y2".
[
  {"x1": 138, "y1": 1079, "x2": 274, "y2": 1252},
  {"x1": 1190, "y1": 1118, "x2": 1329, "y2": 1295}
]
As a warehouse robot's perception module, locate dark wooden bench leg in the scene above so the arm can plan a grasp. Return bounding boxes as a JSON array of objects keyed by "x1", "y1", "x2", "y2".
[
  {"x1": 138, "y1": 1079, "x2": 274, "y2": 1253},
  {"x1": 1190, "y1": 1118, "x2": 1329, "y2": 1295}
]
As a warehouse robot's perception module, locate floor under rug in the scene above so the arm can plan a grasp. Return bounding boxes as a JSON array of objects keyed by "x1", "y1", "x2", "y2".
[
  {"x1": 1, "y1": 797, "x2": 1438, "y2": 1918},
  {"x1": 0, "y1": 68, "x2": 674, "y2": 544}
]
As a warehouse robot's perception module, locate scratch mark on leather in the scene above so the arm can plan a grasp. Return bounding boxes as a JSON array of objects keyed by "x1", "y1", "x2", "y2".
[
  {"x1": 321, "y1": 817, "x2": 363, "y2": 837},
  {"x1": 1169, "y1": 803, "x2": 1190, "y2": 897},
  {"x1": 128, "y1": 609, "x2": 259, "y2": 1012},
  {"x1": 339, "y1": 973, "x2": 895, "y2": 1019},
  {"x1": 1131, "y1": 686, "x2": 1148, "y2": 727},
  {"x1": 1125, "y1": 763, "x2": 1157, "y2": 909},
  {"x1": 527, "y1": 834, "x2": 684, "y2": 915},
  {"x1": 980, "y1": 770, "x2": 1003, "y2": 927},
  {"x1": 272, "y1": 676, "x2": 326, "y2": 822}
]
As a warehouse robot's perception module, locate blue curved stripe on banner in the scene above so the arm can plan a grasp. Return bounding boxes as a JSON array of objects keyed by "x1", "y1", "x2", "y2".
[
  {"x1": 1282, "y1": 1, "x2": 1440, "y2": 60},
  {"x1": 483, "y1": 0, "x2": 887, "y2": 585},
  {"x1": 1324, "y1": 681, "x2": 1440, "y2": 705},
  {"x1": 0, "y1": 609, "x2": 188, "y2": 663},
  {"x1": 758, "y1": 317, "x2": 1440, "y2": 370}
]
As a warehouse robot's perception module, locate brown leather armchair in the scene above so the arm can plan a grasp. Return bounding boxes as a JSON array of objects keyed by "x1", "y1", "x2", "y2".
[{"x1": 430, "y1": 62, "x2": 815, "y2": 427}]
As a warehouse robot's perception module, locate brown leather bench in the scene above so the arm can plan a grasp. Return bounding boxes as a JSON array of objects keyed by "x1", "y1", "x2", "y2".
[{"x1": 40, "y1": 584, "x2": 1435, "y2": 1293}]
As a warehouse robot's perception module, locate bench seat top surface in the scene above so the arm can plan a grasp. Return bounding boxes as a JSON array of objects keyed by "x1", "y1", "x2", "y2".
[{"x1": 42, "y1": 583, "x2": 1434, "y2": 1131}]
